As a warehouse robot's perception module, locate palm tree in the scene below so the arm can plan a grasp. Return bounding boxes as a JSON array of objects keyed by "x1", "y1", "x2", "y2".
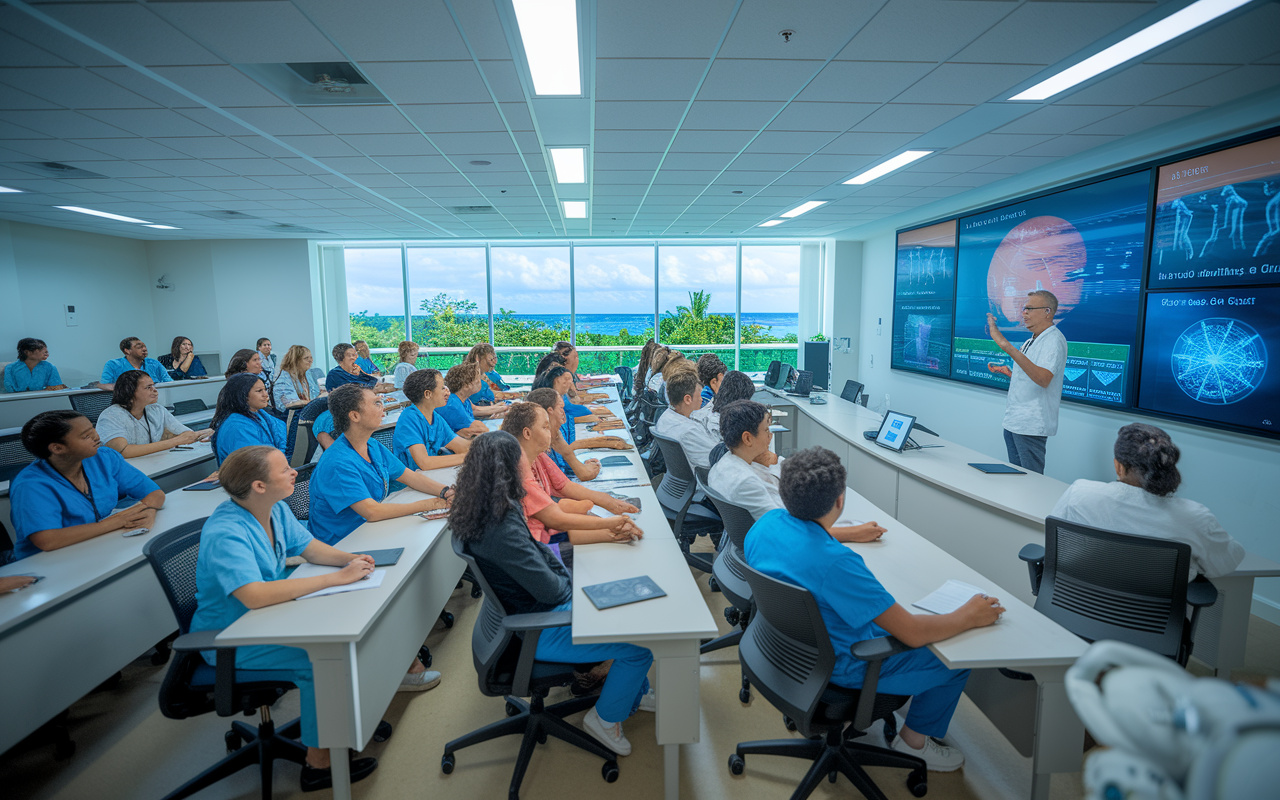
[{"x1": 674, "y1": 290, "x2": 712, "y2": 321}]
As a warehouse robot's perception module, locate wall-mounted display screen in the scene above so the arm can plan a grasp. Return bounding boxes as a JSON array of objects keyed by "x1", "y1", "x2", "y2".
[
  {"x1": 1150, "y1": 134, "x2": 1280, "y2": 290},
  {"x1": 892, "y1": 220, "x2": 957, "y2": 377},
  {"x1": 1137, "y1": 287, "x2": 1276, "y2": 436},
  {"x1": 949, "y1": 171, "x2": 1149, "y2": 407}
]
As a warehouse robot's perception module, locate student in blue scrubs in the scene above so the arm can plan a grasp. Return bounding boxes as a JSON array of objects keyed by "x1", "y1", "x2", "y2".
[
  {"x1": 4, "y1": 338, "x2": 68, "y2": 392},
  {"x1": 190, "y1": 445, "x2": 380, "y2": 791},
  {"x1": 437, "y1": 362, "x2": 500, "y2": 438},
  {"x1": 101, "y1": 337, "x2": 173, "y2": 390},
  {"x1": 326, "y1": 343, "x2": 393, "y2": 393},
  {"x1": 9, "y1": 410, "x2": 165, "y2": 560},
  {"x1": 311, "y1": 410, "x2": 336, "y2": 451},
  {"x1": 352, "y1": 340, "x2": 381, "y2": 376},
  {"x1": 393, "y1": 369, "x2": 470, "y2": 473},
  {"x1": 524, "y1": 388, "x2": 628, "y2": 480},
  {"x1": 464, "y1": 343, "x2": 522, "y2": 403},
  {"x1": 211, "y1": 373, "x2": 286, "y2": 465},
  {"x1": 744, "y1": 447, "x2": 1005, "y2": 772},
  {"x1": 308, "y1": 384, "x2": 453, "y2": 547},
  {"x1": 696, "y1": 354, "x2": 727, "y2": 408}
]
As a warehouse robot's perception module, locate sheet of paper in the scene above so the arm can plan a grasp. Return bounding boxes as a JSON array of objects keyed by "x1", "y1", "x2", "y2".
[
  {"x1": 291, "y1": 564, "x2": 387, "y2": 600},
  {"x1": 911, "y1": 579, "x2": 988, "y2": 615},
  {"x1": 835, "y1": 518, "x2": 865, "y2": 527}
]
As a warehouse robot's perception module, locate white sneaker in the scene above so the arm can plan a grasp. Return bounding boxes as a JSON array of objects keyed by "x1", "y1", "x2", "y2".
[
  {"x1": 398, "y1": 669, "x2": 442, "y2": 693},
  {"x1": 638, "y1": 689, "x2": 657, "y2": 713},
  {"x1": 891, "y1": 734, "x2": 965, "y2": 772},
  {"x1": 583, "y1": 707, "x2": 632, "y2": 757}
]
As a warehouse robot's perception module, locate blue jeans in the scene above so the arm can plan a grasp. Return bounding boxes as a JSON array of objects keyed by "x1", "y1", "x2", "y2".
[
  {"x1": 839, "y1": 647, "x2": 970, "y2": 739},
  {"x1": 205, "y1": 644, "x2": 317, "y2": 747},
  {"x1": 1003, "y1": 429, "x2": 1047, "y2": 474},
  {"x1": 535, "y1": 601, "x2": 653, "y2": 724}
]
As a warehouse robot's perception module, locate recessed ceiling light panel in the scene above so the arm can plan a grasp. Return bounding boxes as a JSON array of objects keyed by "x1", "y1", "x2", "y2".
[
  {"x1": 844, "y1": 151, "x2": 933, "y2": 185},
  {"x1": 512, "y1": 0, "x2": 582, "y2": 95},
  {"x1": 56, "y1": 206, "x2": 150, "y2": 224},
  {"x1": 781, "y1": 200, "x2": 828, "y2": 218},
  {"x1": 145, "y1": 225, "x2": 181, "y2": 230},
  {"x1": 0, "y1": 186, "x2": 22, "y2": 193},
  {"x1": 549, "y1": 147, "x2": 586, "y2": 183},
  {"x1": 759, "y1": 220, "x2": 785, "y2": 227},
  {"x1": 563, "y1": 200, "x2": 587, "y2": 219}
]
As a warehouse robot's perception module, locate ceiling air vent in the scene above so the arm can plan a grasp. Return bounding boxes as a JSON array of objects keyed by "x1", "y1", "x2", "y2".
[
  {"x1": 19, "y1": 162, "x2": 107, "y2": 179},
  {"x1": 268, "y1": 223, "x2": 328, "y2": 234},
  {"x1": 237, "y1": 62, "x2": 389, "y2": 106},
  {"x1": 192, "y1": 210, "x2": 262, "y2": 220},
  {"x1": 450, "y1": 206, "x2": 497, "y2": 215}
]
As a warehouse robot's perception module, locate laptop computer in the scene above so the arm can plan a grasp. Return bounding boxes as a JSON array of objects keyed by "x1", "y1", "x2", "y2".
[
  {"x1": 840, "y1": 380, "x2": 864, "y2": 405},
  {"x1": 785, "y1": 370, "x2": 814, "y2": 397},
  {"x1": 871, "y1": 410, "x2": 917, "y2": 452}
]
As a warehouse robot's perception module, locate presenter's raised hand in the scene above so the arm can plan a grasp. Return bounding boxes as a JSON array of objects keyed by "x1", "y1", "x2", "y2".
[{"x1": 986, "y1": 313, "x2": 1013, "y2": 353}]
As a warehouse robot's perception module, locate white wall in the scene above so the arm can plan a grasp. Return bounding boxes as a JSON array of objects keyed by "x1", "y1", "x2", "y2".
[{"x1": 1, "y1": 220, "x2": 155, "y2": 387}]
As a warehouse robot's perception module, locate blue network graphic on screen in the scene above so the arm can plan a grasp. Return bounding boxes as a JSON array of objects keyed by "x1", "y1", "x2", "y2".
[
  {"x1": 1138, "y1": 287, "x2": 1279, "y2": 435},
  {"x1": 892, "y1": 221, "x2": 957, "y2": 377}
]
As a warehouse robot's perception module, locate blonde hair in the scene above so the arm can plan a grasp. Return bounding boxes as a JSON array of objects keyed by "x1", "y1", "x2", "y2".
[
  {"x1": 662, "y1": 351, "x2": 693, "y2": 381},
  {"x1": 397, "y1": 340, "x2": 419, "y2": 365},
  {"x1": 279, "y1": 345, "x2": 312, "y2": 401},
  {"x1": 220, "y1": 446, "x2": 281, "y2": 501},
  {"x1": 444, "y1": 361, "x2": 481, "y2": 394},
  {"x1": 353, "y1": 340, "x2": 371, "y2": 359},
  {"x1": 465, "y1": 343, "x2": 496, "y2": 364}
]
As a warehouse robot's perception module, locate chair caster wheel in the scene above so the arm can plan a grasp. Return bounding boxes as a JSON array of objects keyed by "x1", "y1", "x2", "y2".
[
  {"x1": 440, "y1": 610, "x2": 454, "y2": 628},
  {"x1": 471, "y1": 586, "x2": 483, "y2": 598},
  {"x1": 783, "y1": 715, "x2": 797, "y2": 732},
  {"x1": 709, "y1": 577, "x2": 721, "y2": 592},
  {"x1": 602, "y1": 760, "x2": 620, "y2": 783},
  {"x1": 54, "y1": 738, "x2": 76, "y2": 761},
  {"x1": 829, "y1": 770, "x2": 838, "y2": 783},
  {"x1": 456, "y1": 580, "x2": 464, "y2": 590},
  {"x1": 151, "y1": 647, "x2": 171, "y2": 666},
  {"x1": 373, "y1": 720, "x2": 393, "y2": 743},
  {"x1": 506, "y1": 701, "x2": 522, "y2": 717},
  {"x1": 419, "y1": 646, "x2": 432, "y2": 668},
  {"x1": 724, "y1": 608, "x2": 740, "y2": 625},
  {"x1": 739, "y1": 687, "x2": 751, "y2": 704},
  {"x1": 225, "y1": 731, "x2": 243, "y2": 753},
  {"x1": 907, "y1": 768, "x2": 928, "y2": 797},
  {"x1": 441, "y1": 753, "x2": 455, "y2": 774},
  {"x1": 728, "y1": 754, "x2": 744, "y2": 775},
  {"x1": 537, "y1": 731, "x2": 547, "y2": 745}
]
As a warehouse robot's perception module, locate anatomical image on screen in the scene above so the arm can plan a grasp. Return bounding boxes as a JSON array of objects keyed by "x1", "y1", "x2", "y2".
[
  {"x1": 1138, "y1": 287, "x2": 1278, "y2": 437},
  {"x1": 950, "y1": 171, "x2": 1149, "y2": 407},
  {"x1": 892, "y1": 220, "x2": 956, "y2": 376},
  {"x1": 1150, "y1": 134, "x2": 1280, "y2": 290}
]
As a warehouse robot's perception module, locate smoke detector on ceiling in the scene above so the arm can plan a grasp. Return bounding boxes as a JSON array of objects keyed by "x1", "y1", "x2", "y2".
[{"x1": 779, "y1": 29, "x2": 795, "y2": 43}]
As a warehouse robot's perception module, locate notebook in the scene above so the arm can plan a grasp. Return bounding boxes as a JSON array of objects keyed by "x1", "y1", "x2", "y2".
[
  {"x1": 912, "y1": 580, "x2": 990, "y2": 615},
  {"x1": 968, "y1": 463, "x2": 1025, "y2": 475},
  {"x1": 581, "y1": 576, "x2": 667, "y2": 610},
  {"x1": 598, "y1": 455, "x2": 632, "y2": 467},
  {"x1": 182, "y1": 480, "x2": 222, "y2": 491}
]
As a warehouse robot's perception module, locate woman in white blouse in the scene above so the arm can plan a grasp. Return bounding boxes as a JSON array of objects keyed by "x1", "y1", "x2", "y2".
[
  {"x1": 274, "y1": 345, "x2": 324, "y2": 410},
  {"x1": 1050, "y1": 423, "x2": 1244, "y2": 580},
  {"x1": 96, "y1": 370, "x2": 212, "y2": 458},
  {"x1": 392, "y1": 340, "x2": 419, "y2": 389}
]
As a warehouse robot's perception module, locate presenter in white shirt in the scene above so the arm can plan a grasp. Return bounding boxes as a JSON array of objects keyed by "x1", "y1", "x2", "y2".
[
  {"x1": 1051, "y1": 423, "x2": 1244, "y2": 580},
  {"x1": 985, "y1": 289, "x2": 1067, "y2": 474}
]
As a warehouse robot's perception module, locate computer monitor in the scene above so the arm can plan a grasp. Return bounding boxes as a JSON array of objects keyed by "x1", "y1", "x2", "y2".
[
  {"x1": 786, "y1": 370, "x2": 813, "y2": 397},
  {"x1": 873, "y1": 410, "x2": 917, "y2": 452},
  {"x1": 764, "y1": 360, "x2": 783, "y2": 387},
  {"x1": 770, "y1": 364, "x2": 795, "y2": 391},
  {"x1": 840, "y1": 380, "x2": 864, "y2": 404}
]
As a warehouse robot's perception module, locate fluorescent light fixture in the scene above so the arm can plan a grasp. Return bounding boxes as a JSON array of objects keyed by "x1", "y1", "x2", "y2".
[
  {"x1": 780, "y1": 200, "x2": 828, "y2": 218},
  {"x1": 1010, "y1": 0, "x2": 1251, "y2": 101},
  {"x1": 549, "y1": 147, "x2": 586, "y2": 183},
  {"x1": 512, "y1": 0, "x2": 582, "y2": 95},
  {"x1": 0, "y1": 185, "x2": 22, "y2": 193},
  {"x1": 844, "y1": 151, "x2": 934, "y2": 185},
  {"x1": 563, "y1": 200, "x2": 587, "y2": 219},
  {"x1": 145, "y1": 225, "x2": 181, "y2": 230},
  {"x1": 56, "y1": 206, "x2": 151, "y2": 224},
  {"x1": 759, "y1": 220, "x2": 785, "y2": 227}
]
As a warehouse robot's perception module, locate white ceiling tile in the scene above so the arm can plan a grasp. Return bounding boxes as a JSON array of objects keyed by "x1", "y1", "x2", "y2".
[
  {"x1": 152, "y1": 65, "x2": 285, "y2": 108},
  {"x1": 594, "y1": 153, "x2": 665, "y2": 171},
  {"x1": 134, "y1": 160, "x2": 236, "y2": 178},
  {"x1": 1149, "y1": 65, "x2": 1280, "y2": 107},
  {"x1": 294, "y1": 0, "x2": 471, "y2": 62},
  {"x1": 1146, "y1": 3, "x2": 1280, "y2": 66},
  {"x1": 81, "y1": 109, "x2": 218, "y2": 137},
  {"x1": 204, "y1": 158, "x2": 304, "y2": 176},
  {"x1": 55, "y1": 138, "x2": 185, "y2": 161},
  {"x1": 719, "y1": 0, "x2": 880, "y2": 61},
  {"x1": 0, "y1": 110, "x2": 128, "y2": 139},
  {"x1": 41, "y1": 4, "x2": 222, "y2": 67},
  {"x1": 597, "y1": 0, "x2": 737, "y2": 58},
  {"x1": 301, "y1": 106, "x2": 419, "y2": 135},
  {"x1": 85, "y1": 67, "x2": 196, "y2": 109},
  {"x1": 229, "y1": 107, "x2": 331, "y2": 136},
  {"x1": 427, "y1": 131, "x2": 517, "y2": 155},
  {"x1": 475, "y1": 61, "x2": 526, "y2": 104},
  {"x1": 0, "y1": 82, "x2": 60, "y2": 111},
  {"x1": 995, "y1": 105, "x2": 1122, "y2": 135},
  {"x1": 595, "y1": 130, "x2": 674, "y2": 152},
  {"x1": 743, "y1": 131, "x2": 834, "y2": 154},
  {"x1": 372, "y1": 155, "x2": 453, "y2": 173},
  {"x1": 342, "y1": 133, "x2": 440, "y2": 157},
  {"x1": 727, "y1": 153, "x2": 801, "y2": 172},
  {"x1": 188, "y1": 176, "x2": 270, "y2": 191},
  {"x1": 798, "y1": 61, "x2": 936, "y2": 103},
  {"x1": 314, "y1": 156, "x2": 390, "y2": 175},
  {"x1": 230, "y1": 136, "x2": 297, "y2": 159},
  {"x1": 597, "y1": 60, "x2": 707, "y2": 101},
  {"x1": 1060, "y1": 64, "x2": 1232, "y2": 106},
  {"x1": 897, "y1": 64, "x2": 1042, "y2": 105},
  {"x1": 400, "y1": 103, "x2": 509, "y2": 133},
  {"x1": 174, "y1": 108, "x2": 261, "y2": 137},
  {"x1": 949, "y1": 133, "x2": 1056, "y2": 156},
  {"x1": 953, "y1": 2, "x2": 1152, "y2": 66},
  {"x1": 836, "y1": 0, "x2": 1014, "y2": 62},
  {"x1": 853, "y1": 103, "x2": 969, "y2": 133},
  {"x1": 64, "y1": 160, "x2": 172, "y2": 179},
  {"x1": 150, "y1": 137, "x2": 268, "y2": 160},
  {"x1": 794, "y1": 153, "x2": 877, "y2": 173},
  {"x1": 670, "y1": 129, "x2": 755, "y2": 153},
  {"x1": 0, "y1": 29, "x2": 74, "y2": 68},
  {"x1": 697, "y1": 59, "x2": 820, "y2": 102},
  {"x1": 1014, "y1": 134, "x2": 1121, "y2": 158},
  {"x1": 973, "y1": 155, "x2": 1061, "y2": 174},
  {"x1": 0, "y1": 9, "x2": 116, "y2": 67},
  {"x1": 359, "y1": 61, "x2": 491, "y2": 105},
  {"x1": 595, "y1": 101, "x2": 688, "y2": 130},
  {"x1": 275, "y1": 135, "x2": 362, "y2": 158},
  {"x1": 149, "y1": 1, "x2": 344, "y2": 63},
  {"x1": 122, "y1": 176, "x2": 212, "y2": 192},
  {"x1": 1072, "y1": 105, "x2": 1204, "y2": 137},
  {"x1": 662, "y1": 152, "x2": 735, "y2": 171},
  {"x1": 682, "y1": 100, "x2": 782, "y2": 131},
  {"x1": 0, "y1": 67, "x2": 160, "y2": 109},
  {"x1": 768, "y1": 102, "x2": 875, "y2": 132}
]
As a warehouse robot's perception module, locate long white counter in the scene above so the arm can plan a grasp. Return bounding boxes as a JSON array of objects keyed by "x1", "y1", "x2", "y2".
[{"x1": 0, "y1": 376, "x2": 227, "y2": 429}]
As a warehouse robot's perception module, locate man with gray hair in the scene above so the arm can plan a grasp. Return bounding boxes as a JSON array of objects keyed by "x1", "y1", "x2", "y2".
[{"x1": 985, "y1": 289, "x2": 1067, "y2": 474}]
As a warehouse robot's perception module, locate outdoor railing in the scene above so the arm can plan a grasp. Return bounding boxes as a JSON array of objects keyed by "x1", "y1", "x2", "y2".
[{"x1": 365, "y1": 343, "x2": 799, "y2": 376}]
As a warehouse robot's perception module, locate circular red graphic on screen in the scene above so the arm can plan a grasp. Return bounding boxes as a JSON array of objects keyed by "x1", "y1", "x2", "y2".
[{"x1": 986, "y1": 216, "x2": 1084, "y2": 324}]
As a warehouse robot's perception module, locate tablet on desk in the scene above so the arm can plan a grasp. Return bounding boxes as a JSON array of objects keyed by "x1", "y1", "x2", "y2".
[{"x1": 968, "y1": 463, "x2": 1025, "y2": 475}]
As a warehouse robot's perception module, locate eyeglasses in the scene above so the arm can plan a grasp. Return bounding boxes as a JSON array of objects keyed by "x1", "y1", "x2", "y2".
[{"x1": 1021, "y1": 306, "x2": 1052, "y2": 314}]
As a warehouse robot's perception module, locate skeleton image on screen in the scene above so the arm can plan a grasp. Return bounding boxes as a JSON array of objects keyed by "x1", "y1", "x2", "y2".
[
  {"x1": 1171, "y1": 318, "x2": 1267, "y2": 405},
  {"x1": 1256, "y1": 181, "x2": 1280, "y2": 257}
]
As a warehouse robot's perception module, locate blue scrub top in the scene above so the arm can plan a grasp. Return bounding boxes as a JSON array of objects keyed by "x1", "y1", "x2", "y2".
[
  {"x1": 325, "y1": 366, "x2": 376, "y2": 392},
  {"x1": 485, "y1": 370, "x2": 510, "y2": 391},
  {"x1": 436, "y1": 393, "x2": 475, "y2": 432},
  {"x1": 308, "y1": 434, "x2": 408, "y2": 546},
  {"x1": 9, "y1": 447, "x2": 161, "y2": 560},
  {"x1": 191, "y1": 499, "x2": 312, "y2": 664},
  {"x1": 392, "y1": 404, "x2": 456, "y2": 472},
  {"x1": 102, "y1": 357, "x2": 173, "y2": 386},
  {"x1": 4, "y1": 360, "x2": 62, "y2": 393},
  {"x1": 354, "y1": 357, "x2": 378, "y2": 374},
  {"x1": 213, "y1": 411, "x2": 287, "y2": 465},
  {"x1": 564, "y1": 394, "x2": 591, "y2": 421},
  {"x1": 312, "y1": 410, "x2": 335, "y2": 439},
  {"x1": 744, "y1": 509, "x2": 896, "y2": 689},
  {"x1": 472, "y1": 379, "x2": 495, "y2": 404},
  {"x1": 701, "y1": 386, "x2": 715, "y2": 408}
]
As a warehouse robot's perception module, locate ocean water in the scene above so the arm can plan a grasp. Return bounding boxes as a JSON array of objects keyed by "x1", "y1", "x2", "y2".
[{"x1": 488, "y1": 312, "x2": 798, "y2": 337}]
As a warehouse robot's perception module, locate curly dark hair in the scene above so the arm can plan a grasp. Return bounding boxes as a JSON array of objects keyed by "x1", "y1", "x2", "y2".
[
  {"x1": 109, "y1": 369, "x2": 152, "y2": 409},
  {"x1": 633, "y1": 339, "x2": 657, "y2": 395},
  {"x1": 327, "y1": 384, "x2": 369, "y2": 435},
  {"x1": 719, "y1": 400, "x2": 769, "y2": 450},
  {"x1": 332, "y1": 342, "x2": 355, "y2": 362},
  {"x1": 712, "y1": 371, "x2": 755, "y2": 413},
  {"x1": 779, "y1": 446, "x2": 846, "y2": 521},
  {"x1": 696, "y1": 354, "x2": 727, "y2": 388},
  {"x1": 499, "y1": 401, "x2": 543, "y2": 439},
  {"x1": 531, "y1": 365, "x2": 570, "y2": 392},
  {"x1": 16, "y1": 337, "x2": 46, "y2": 361},
  {"x1": 534, "y1": 351, "x2": 566, "y2": 378},
  {"x1": 444, "y1": 361, "x2": 480, "y2": 395},
  {"x1": 1114, "y1": 423, "x2": 1181, "y2": 497},
  {"x1": 449, "y1": 431, "x2": 527, "y2": 544},
  {"x1": 404, "y1": 368, "x2": 442, "y2": 405}
]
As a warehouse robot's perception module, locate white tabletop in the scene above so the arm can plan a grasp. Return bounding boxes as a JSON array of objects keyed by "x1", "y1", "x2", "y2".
[{"x1": 0, "y1": 375, "x2": 227, "y2": 403}]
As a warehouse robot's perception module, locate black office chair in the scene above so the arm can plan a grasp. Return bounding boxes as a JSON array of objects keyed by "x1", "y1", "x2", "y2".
[
  {"x1": 730, "y1": 563, "x2": 927, "y2": 799},
  {"x1": 0, "y1": 430, "x2": 35, "y2": 484},
  {"x1": 650, "y1": 431, "x2": 722, "y2": 575},
  {"x1": 695, "y1": 466, "x2": 756, "y2": 702},
  {"x1": 143, "y1": 518, "x2": 311, "y2": 800},
  {"x1": 840, "y1": 380, "x2": 864, "y2": 405},
  {"x1": 613, "y1": 365, "x2": 633, "y2": 403},
  {"x1": 441, "y1": 535, "x2": 620, "y2": 795},
  {"x1": 69, "y1": 391, "x2": 114, "y2": 424},
  {"x1": 281, "y1": 463, "x2": 317, "y2": 522},
  {"x1": 297, "y1": 396, "x2": 329, "y2": 463},
  {"x1": 1018, "y1": 516, "x2": 1218, "y2": 667}
]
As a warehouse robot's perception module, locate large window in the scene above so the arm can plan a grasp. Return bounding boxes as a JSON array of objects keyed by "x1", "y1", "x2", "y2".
[
  {"x1": 740, "y1": 245, "x2": 801, "y2": 372},
  {"x1": 575, "y1": 246, "x2": 655, "y2": 373},
  {"x1": 339, "y1": 241, "x2": 804, "y2": 376}
]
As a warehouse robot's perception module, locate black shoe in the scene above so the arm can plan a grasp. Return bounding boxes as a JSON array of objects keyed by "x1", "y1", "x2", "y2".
[{"x1": 301, "y1": 756, "x2": 378, "y2": 792}]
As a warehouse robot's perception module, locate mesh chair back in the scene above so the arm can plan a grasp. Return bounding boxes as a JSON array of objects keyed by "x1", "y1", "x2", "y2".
[
  {"x1": 70, "y1": 391, "x2": 114, "y2": 424},
  {"x1": 614, "y1": 366, "x2": 633, "y2": 402},
  {"x1": 702, "y1": 480, "x2": 758, "y2": 555},
  {"x1": 0, "y1": 432, "x2": 35, "y2": 482},
  {"x1": 142, "y1": 517, "x2": 211, "y2": 635},
  {"x1": 840, "y1": 380, "x2": 864, "y2": 404},
  {"x1": 739, "y1": 562, "x2": 835, "y2": 738},
  {"x1": 306, "y1": 367, "x2": 324, "y2": 391},
  {"x1": 371, "y1": 426, "x2": 395, "y2": 451},
  {"x1": 651, "y1": 431, "x2": 696, "y2": 516},
  {"x1": 451, "y1": 530, "x2": 531, "y2": 697},
  {"x1": 284, "y1": 463, "x2": 317, "y2": 521},
  {"x1": 1038, "y1": 515, "x2": 1192, "y2": 659},
  {"x1": 297, "y1": 396, "x2": 329, "y2": 462}
]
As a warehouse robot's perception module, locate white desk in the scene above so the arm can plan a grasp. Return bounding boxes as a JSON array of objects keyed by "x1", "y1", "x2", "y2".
[
  {"x1": 760, "y1": 387, "x2": 1280, "y2": 678},
  {"x1": 0, "y1": 376, "x2": 227, "y2": 429},
  {"x1": 0, "y1": 480, "x2": 228, "y2": 754}
]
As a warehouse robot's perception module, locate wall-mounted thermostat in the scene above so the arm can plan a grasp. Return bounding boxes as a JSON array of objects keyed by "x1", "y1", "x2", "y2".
[{"x1": 65, "y1": 304, "x2": 78, "y2": 327}]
